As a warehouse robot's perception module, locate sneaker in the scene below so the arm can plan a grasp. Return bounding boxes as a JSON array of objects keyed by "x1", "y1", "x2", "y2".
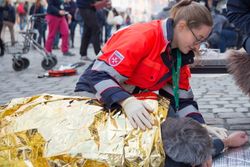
[
  {"x1": 63, "y1": 51, "x2": 75, "y2": 56},
  {"x1": 80, "y1": 56, "x2": 92, "y2": 61}
]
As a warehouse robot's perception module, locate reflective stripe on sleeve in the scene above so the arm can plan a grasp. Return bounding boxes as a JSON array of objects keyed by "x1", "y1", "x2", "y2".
[
  {"x1": 94, "y1": 79, "x2": 121, "y2": 100},
  {"x1": 177, "y1": 105, "x2": 199, "y2": 118},
  {"x1": 92, "y1": 60, "x2": 128, "y2": 83},
  {"x1": 162, "y1": 84, "x2": 194, "y2": 99}
]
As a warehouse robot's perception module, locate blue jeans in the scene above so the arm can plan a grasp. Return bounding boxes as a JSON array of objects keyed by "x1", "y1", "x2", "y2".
[{"x1": 19, "y1": 14, "x2": 26, "y2": 31}]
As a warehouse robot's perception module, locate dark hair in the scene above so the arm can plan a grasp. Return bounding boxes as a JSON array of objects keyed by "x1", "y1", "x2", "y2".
[
  {"x1": 170, "y1": 0, "x2": 213, "y2": 29},
  {"x1": 161, "y1": 117, "x2": 213, "y2": 166}
]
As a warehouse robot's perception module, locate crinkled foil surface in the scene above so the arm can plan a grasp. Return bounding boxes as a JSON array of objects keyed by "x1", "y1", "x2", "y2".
[{"x1": 0, "y1": 94, "x2": 169, "y2": 167}]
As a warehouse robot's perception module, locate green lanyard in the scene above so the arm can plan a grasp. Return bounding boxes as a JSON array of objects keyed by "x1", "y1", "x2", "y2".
[{"x1": 172, "y1": 50, "x2": 182, "y2": 111}]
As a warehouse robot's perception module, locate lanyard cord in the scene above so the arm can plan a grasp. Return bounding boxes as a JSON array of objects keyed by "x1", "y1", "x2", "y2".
[{"x1": 172, "y1": 50, "x2": 182, "y2": 111}]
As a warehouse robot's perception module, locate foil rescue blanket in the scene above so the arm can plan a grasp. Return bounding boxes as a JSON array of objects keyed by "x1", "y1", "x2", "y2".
[{"x1": 0, "y1": 93, "x2": 170, "y2": 167}]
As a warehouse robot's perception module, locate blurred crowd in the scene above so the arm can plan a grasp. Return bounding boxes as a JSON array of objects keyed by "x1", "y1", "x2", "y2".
[
  {"x1": 0, "y1": 0, "x2": 132, "y2": 58},
  {"x1": 153, "y1": 0, "x2": 240, "y2": 53},
  {"x1": 0, "y1": 0, "x2": 241, "y2": 59}
]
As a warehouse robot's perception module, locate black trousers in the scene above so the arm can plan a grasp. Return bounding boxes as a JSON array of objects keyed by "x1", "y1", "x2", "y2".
[
  {"x1": 0, "y1": 21, "x2": 4, "y2": 55},
  {"x1": 79, "y1": 8, "x2": 101, "y2": 57}
]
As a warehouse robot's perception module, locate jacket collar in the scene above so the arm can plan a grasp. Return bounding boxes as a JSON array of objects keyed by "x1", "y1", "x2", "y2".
[{"x1": 161, "y1": 18, "x2": 174, "y2": 43}]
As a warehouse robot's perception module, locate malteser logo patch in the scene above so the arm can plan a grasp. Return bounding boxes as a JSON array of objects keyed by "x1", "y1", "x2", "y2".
[{"x1": 108, "y1": 51, "x2": 124, "y2": 67}]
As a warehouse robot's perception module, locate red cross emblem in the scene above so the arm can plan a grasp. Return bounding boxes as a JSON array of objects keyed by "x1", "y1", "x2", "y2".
[{"x1": 108, "y1": 51, "x2": 124, "y2": 67}]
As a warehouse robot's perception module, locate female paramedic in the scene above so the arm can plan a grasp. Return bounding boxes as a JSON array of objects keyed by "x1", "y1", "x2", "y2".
[
  {"x1": 75, "y1": 1, "x2": 249, "y2": 166},
  {"x1": 75, "y1": 0, "x2": 212, "y2": 129}
]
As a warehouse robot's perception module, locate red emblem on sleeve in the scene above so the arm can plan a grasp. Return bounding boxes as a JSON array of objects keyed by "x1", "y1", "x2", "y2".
[{"x1": 108, "y1": 51, "x2": 124, "y2": 67}]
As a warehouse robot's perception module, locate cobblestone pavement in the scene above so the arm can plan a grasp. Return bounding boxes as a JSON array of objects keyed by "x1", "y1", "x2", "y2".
[{"x1": 1, "y1": 43, "x2": 250, "y2": 133}]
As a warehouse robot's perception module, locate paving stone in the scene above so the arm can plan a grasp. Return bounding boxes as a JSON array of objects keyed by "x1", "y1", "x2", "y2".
[
  {"x1": 235, "y1": 107, "x2": 250, "y2": 112},
  {"x1": 204, "y1": 118, "x2": 224, "y2": 125},
  {"x1": 219, "y1": 97, "x2": 235, "y2": 101},
  {"x1": 229, "y1": 125, "x2": 250, "y2": 130},
  {"x1": 223, "y1": 104, "x2": 242, "y2": 108},
  {"x1": 202, "y1": 113, "x2": 216, "y2": 119},
  {"x1": 217, "y1": 112, "x2": 245, "y2": 118},
  {"x1": 231, "y1": 100, "x2": 250, "y2": 104},
  {"x1": 209, "y1": 101, "x2": 229, "y2": 105},
  {"x1": 243, "y1": 103, "x2": 250, "y2": 107},
  {"x1": 199, "y1": 105, "x2": 219, "y2": 109},
  {"x1": 212, "y1": 108, "x2": 234, "y2": 113},
  {"x1": 226, "y1": 118, "x2": 250, "y2": 124}
]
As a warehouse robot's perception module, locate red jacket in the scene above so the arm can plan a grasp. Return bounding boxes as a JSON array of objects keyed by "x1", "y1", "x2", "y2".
[
  {"x1": 75, "y1": 19, "x2": 204, "y2": 123},
  {"x1": 98, "y1": 20, "x2": 191, "y2": 91}
]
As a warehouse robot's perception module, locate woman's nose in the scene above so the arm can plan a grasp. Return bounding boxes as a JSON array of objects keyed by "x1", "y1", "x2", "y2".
[{"x1": 193, "y1": 43, "x2": 201, "y2": 52}]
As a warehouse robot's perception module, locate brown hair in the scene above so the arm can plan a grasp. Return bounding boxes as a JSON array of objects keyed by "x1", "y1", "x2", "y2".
[{"x1": 170, "y1": 0, "x2": 213, "y2": 29}]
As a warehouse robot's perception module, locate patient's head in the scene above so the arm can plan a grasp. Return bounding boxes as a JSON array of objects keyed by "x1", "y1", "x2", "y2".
[{"x1": 161, "y1": 117, "x2": 213, "y2": 166}]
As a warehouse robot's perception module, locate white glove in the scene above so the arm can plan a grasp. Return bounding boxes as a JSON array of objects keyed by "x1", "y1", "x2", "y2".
[
  {"x1": 120, "y1": 96, "x2": 155, "y2": 130},
  {"x1": 202, "y1": 124, "x2": 228, "y2": 140}
]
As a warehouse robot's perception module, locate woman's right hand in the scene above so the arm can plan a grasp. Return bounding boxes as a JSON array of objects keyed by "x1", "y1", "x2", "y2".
[{"x1": 120, "y1": 96, "x2": 155, "y2": 130}]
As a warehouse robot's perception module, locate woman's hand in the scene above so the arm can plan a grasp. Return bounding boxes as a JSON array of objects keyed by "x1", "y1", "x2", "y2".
[{"x1": 120, "y1": 96, "x2": 155, "y2": 130}]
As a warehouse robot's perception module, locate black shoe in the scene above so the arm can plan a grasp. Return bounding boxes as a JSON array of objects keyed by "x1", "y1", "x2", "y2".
[{"x1": 63, "y1": 51, "x2": 75, "y2": 56}]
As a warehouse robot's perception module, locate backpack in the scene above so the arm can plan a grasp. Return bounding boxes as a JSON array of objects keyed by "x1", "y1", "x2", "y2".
[{"x1": 17, "y1": 3, "x2": 26, "y2": 14}]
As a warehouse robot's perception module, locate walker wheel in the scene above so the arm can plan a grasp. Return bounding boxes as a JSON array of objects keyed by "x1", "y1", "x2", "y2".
[
  {"x1": 12, "y1": 59, "x2": 24, "y2": 71},
  {"x1": 21, "y1": 57, "x2": 30, "y2": 69},
  {"x1": 51, "y1": 55, "x2": 57, "y2": 66},
  {"x1": 41, "y1": 57, "x2": 56, "y2": 70}
]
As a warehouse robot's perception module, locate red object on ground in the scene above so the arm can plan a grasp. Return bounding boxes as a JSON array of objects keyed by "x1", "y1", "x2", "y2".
[{"x1": 48, "y1": 69, "x2": 77, "y2": 77}]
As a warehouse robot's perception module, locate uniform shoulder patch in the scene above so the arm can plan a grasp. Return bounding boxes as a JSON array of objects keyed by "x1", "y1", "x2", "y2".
[{"x1": 108, "y1": 50, "x2": 125, "y2": 67}]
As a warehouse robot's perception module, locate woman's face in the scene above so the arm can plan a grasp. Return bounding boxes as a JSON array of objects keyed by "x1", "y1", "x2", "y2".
[{"x1": 174, "y1": 20, "x2": 212, "y2": 54}]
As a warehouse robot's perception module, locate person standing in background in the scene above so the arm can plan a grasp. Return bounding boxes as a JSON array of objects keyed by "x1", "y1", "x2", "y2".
[
  {"x1": 29, "y1": 0, "x2": 46, "y2": 47},
  {"x1": 63, "y1": 0, "x2": 77, "y2": 48},
  {"x1": 45, "y1": 0, "x2": 75, "y2": 56},
  {"x1": 0, "y1": 0, "x2": 4, "y2": 56},
  {"x1": 76, "y1": 0, "x2": 110, "y2": 61},
  {"x1": 16, "y1": 1, "x2": 27, "y2": 31},
  {"x1": 2, "y1": 0, "x2": 15, "y2": 45}
]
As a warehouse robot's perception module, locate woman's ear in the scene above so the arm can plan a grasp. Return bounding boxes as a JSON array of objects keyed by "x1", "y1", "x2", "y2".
[{"x1": 176, "y1": 20, "x2": 187, "y2": 32}]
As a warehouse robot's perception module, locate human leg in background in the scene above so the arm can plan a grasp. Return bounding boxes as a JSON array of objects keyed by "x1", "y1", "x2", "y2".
[
  {"x1": 45, "y1": 15, "x2": 60, "y2": 54},
  {"x1": 0, "y1": 21, "x2": 4, "y2": 56},
  {"x1": 69, "y1": 20, "x2": 77, "y2": 48},
  {"x1": 59, "y1": 17, "x2": 74, "y2": 56},
  {"x1": 79, "y1": 8, "x2": 101, "y2": 58},
  {"x1": 3, "y1": 21, "x2": 15, "y2": 45},
  {"x1": 104, "y1": 22, "x2": 112, "y2": 42}
]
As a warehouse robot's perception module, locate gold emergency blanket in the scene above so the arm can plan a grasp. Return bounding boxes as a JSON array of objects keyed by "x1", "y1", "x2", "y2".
[{"x1": 0, "y1": 94, "x2": 170, "y2": 167}]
